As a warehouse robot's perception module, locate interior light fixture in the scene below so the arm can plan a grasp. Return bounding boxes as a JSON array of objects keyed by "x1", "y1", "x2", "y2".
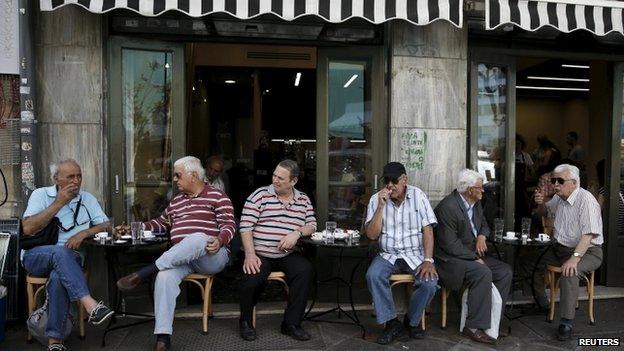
[
  {"x1": 527, "y1": 76, "x2": 589, "y2": 82},
  {"x1": 294, "y1": 72, "x2": 302, "y2": 87},
  {"x1": 225, "y1": 80, "x2": 236, "y2": 84},
  {"x1": 350, "y1": 139, "x2": 366, "y2": 143},
  {"x1": 192, "y1": 86, "x2": 195, "y2": 91},
  {"x1": 271, "y1": 139, "x2": 285, "y2": 142},
  {"x1": 300, "y1": 139, "x2": 316, "y2": 143},
  {"x1": 516, "y1": 85, "x2": 589, "y2": 92},
  {"x1": 561, "y1": 64, "x2": 590, "y2": 69},
  {"x1": 164, "y1": 63, "x2": 170, "y2": 69},
  {"x1": 343, "y1": 74, "x2": 358, "y2": 88},
  {"x1": 203, "y1": 98, "x2": 207, "y2": 103}
]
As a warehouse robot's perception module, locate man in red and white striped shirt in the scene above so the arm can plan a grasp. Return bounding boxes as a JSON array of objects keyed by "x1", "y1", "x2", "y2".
[
  {"x1": 238, "y1": 159, "x2": 316, "y2": 342},
  {"x1": 116, "y1": 156, "x2": 235, "y2": 351}
]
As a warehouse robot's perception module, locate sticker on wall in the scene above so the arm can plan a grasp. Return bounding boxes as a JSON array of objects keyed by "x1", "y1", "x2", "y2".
[
  {"x1": 21, "y1": 142, "x2": 32, "y2": 151},
  {"x1": 400, "y1": 129, "x2": 427, "y2": 172},
  {"x1": 21, "y1": 162, "x2": 35, "y2": 190}
]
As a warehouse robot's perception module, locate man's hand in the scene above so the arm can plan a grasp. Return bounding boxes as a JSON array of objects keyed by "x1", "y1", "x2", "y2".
[
  {"x1": 243, "y1": 253, "x2": 262, "y2": 275},
  {"x1": 65, "y1": 231, "x2": 87, "y2": 250},
  {"x1": 205, "y1": 237, "x2": 221, "y2": 254},
  {"x1": 475, "y1": 258, "x2": 485, "y2": 265},
  {"x1": 476, "y1": 235, "x2": 488, "y2": 257},
  {"x1": 56, "y1": 184, "x2": 79, "y2": 205},
  {"x1": 561, "y1": 256, "x2": 580, "y2": 277},
  {"x1": 277, "y1": 231, "x2": 300, "y2": 252},
  {"x1": 377, "y1": 187, "x2": 391, "y2": 209},
  {"x1": 416, "y1": 261, "x2": 438, "y2": 281}
]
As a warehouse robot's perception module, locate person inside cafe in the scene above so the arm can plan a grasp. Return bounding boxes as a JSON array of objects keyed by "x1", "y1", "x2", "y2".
[
  {"x1": 21, "y1": 159, "x2": 114, "y2": 351},
  {"x1": 533, "y1": 164, "x2": 603, "y2": 341},
  {"x1": 238, "y1": 159, "x2": 316, "y2": 342},
  {"x1": 116, "y1": 156, "x2": 235, "y2": 351},
  {"x1": 205, "y1": 155, "x2": 227, "y2": 193},
  {"x1": 364, "y1": 162, "x2": 439, "y2": 345},
  {"x1": 434, "y1": 169, "x2": 512, "y2": 345}
]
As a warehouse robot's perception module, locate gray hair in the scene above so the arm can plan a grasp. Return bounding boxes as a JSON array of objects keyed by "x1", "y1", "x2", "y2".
[
  {"x1": 277, "y1": 159, "x2": 300, "y2": 180},
  {"x1": 456, "y1": 169, "x2": 484, "y2": 193},
  {"x1": 49, "y1": 159, "x2": 80, "y2": 182},
  {"x1": 554, "y1": 164, "x2": 580, "y2": 185},
  {"x1": 174, "y1": 156, "x2": 206, "y2": 181}
]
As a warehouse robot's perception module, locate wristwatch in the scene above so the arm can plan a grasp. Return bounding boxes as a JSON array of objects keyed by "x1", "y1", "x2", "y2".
[
  {"x1": 573, "y1": 252, "x2": 582, "y2": 258},
  {"x1": 297, "y1": 230, "x2": 304, "y2": 238},
  {"x1": 423, "y1": 257, "x2": 435, "y2": 264}
]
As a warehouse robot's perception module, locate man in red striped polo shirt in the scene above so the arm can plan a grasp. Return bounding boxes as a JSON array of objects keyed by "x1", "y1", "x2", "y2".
[
  {"x1": 116, "y1": 156, "x2": 235, "y2": 351},
  {"x1": 238, "y1": 159, "x2": 317, "y2": 342}
]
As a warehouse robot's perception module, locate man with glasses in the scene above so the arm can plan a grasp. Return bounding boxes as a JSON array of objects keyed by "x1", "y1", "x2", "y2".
[
  {"x1": 21, "y1": 159, "x2": 114, "y2": 351},
  {"x1": 534, "y1": 164, "x2": 602, "y2": 341},
  {"x1": 364, "y1": 162, "x2": 439, "y2": 345},
  {"x1": 434, "y1": 169, "x2": 512, "y2": 345},
  {"x1": 116, "y1": 156, "x2": 235, "y2": 351}
]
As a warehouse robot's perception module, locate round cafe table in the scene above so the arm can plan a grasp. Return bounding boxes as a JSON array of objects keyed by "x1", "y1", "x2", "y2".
[{"x1": 300, "y1": 235, "x2": 370, "y2": 338}]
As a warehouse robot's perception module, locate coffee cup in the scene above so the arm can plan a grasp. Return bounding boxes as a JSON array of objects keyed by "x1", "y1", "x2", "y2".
[
  {"x1": 143, "y1": 230, "x2": 154, "y2": 238},
  {"x1": 505, "y1": 231, "x2": 516, "y2": 239},
  {"x1": 95, "y1": 232, "x2": 108, "y2": 239},
  {"x1": 538, "y1": 233, "x2": 549, "y2": 241}
]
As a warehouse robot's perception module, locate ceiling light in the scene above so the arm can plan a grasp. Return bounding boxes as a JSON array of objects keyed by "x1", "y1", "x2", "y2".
[
  {"x1": 225, "y1": 80, "x2": 236, "y2": 84},
  {"x1": 203, "y1": 98, "x2": 207, "y2": 103},
  {"x1": 343, "y1": 74, "x2": 358, "y2": 88},
  {"x1": 294, "y1": 72, "x2": 301, "y2": 87},
  {"x1": 561, "y1": 64, "x2": 590, "y2": 69},
  {"x1": 271, "y1": 139, "x2": 285, "y2": 142},
  {"x1": 350, "y1": 139, "x2": 366, "y2": 143},
  {"x1": 300, "y1": 139, "x2": 316, "y2": 143},
  {"x1": 527, "y1": 76, "x2": 589, "y2": 82},
  {"x1": 192, "y1": 86, "x2": 195, "y2": 91},
  {"x1": 516, "y1": 85, "x2": 589, "y2": 92}
]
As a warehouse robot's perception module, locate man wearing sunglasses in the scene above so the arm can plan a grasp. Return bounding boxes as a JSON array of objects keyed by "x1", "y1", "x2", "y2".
[
  {"x1": 434, "y1": 169, "x2": 512, "y2": 345},
  {"x1": 21, "y1": 159, "x2": 114, "y2": 351},
  {"x1": 364, "y1": 162, "x2": 439, "y2": 345},
  {"x1": 534, "y1": 164, "x2": 603, "y2": 341}
]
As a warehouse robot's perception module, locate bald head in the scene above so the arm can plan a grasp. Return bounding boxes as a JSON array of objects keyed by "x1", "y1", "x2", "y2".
[{"x1": 206, "y1": 156, "x2": 224, "y2": 182}]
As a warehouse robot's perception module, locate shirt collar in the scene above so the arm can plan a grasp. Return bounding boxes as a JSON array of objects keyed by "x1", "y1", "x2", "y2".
[
  {"x1": 268, "y1": 184, "x2": 301, "y2": 199},
  {"x1": 459, "y1": 193, "x2": 474, "y2": 211},
  {"x1": 565, "y1": 187, "x2": 580, "y2": 205}
]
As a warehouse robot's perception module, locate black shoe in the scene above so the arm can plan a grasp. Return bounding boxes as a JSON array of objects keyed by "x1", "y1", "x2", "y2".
[
  {"x1": 88, "y1": 301, "x2": 114, "y2": 325},
  {"x1": 557, "y1": 324, "x2": 572, "y2": 341},
  {"x1": 376, "y1": 318, "x2": 404, "y2": 345},
  {"x1": 280, "y1": 322, "x2": 311, "y2": 341},
  {"x1": 403, "y1": 314, "x2": 425, "y2": 339},
  {"x1": 239, "y1": 320, "x2": 257, "y2": 341}
]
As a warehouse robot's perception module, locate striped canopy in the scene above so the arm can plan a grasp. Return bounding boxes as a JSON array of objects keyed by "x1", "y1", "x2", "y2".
[
  {"x1": 40, "y1": 0, "x2": 463, "y2": 27},
  {"x1": 486, "y1": 0, "x2": 624, "y2": 36}
]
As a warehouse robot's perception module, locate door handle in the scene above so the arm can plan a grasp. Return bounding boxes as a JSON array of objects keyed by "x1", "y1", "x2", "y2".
[
  {"x1": 374, "y1": 174, "x2": 378, "y2": 191},
  {"x1": 115, "y1": 175, "x2": 120, "y2": 194}
]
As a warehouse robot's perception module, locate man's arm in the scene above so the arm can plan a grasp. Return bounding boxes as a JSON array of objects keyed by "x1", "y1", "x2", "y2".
[
  {"x1": 365, "y1": 189, "x2": 389, "y2": 240},
  {"x1": 561, "y1": 234, "x2": 594, "y2": 277},
  {"x1": 417, "y1": 225, "x2": 438, "y2": 280},
  {"x1": 241, "y1": 231, "x2": 261, "y2": 274},
  {"x1": 22, "y1": 185, "x2": 77, "y2": 236},
  {"x1": 434, "y1": 205, "x2": 478, "y2": 260}
]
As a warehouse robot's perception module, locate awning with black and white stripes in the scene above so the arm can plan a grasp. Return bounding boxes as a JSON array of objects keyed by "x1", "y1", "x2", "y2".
[
  {"x1": 486, "y1": 0, "x2": 624, "y2": 36},
  {"x1": 40, "y1": 0, "x2": 463, "y2": 27}
]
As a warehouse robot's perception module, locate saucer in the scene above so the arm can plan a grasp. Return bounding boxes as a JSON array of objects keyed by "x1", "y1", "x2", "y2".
[
  {"x1": 503, "y1": 237, "x2": 518, "y2": 241},
  {"x1": 114, "y1": 239, "x2": 127, "y2": 244},
  {"x1": 120, "y1": 235, "x2": 132, "y2": 240}
]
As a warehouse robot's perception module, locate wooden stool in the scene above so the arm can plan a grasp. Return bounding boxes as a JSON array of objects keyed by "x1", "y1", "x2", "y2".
[
  {"x1": 253, "y1": 271, "x2": 288, "y2": 327},
  {"x1": 389, "y1": 274, "x2": 426, "y2": 329},
  {"x1": 182, "y1": 273, "x2": 214, "y2": 334},
  {"x1": 546, "y1": 265, "x2": 595, "y2": 325},
  {"x1": 26, "y1": 274, "x2": 86, "y2": 341},
  {"x1": 440, "y1": 287, "x2": 449, "y2": 329}
]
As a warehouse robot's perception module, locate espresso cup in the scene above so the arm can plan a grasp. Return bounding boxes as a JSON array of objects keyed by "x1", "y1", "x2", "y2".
[
  {"x1": 95, "y1": 232, "x2": 108, "y2": 239},
  {"x1": 505, "y1": 231, "x2": 516, "y2": 239}
]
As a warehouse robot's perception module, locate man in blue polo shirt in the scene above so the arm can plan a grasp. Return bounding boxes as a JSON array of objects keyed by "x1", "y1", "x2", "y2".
[{"x1": 22, "y1": 159, "x2": 114, "y2": 351}]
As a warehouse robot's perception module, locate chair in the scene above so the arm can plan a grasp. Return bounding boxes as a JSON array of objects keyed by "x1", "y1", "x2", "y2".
[
  {"x1": 440, "y1": 287, "x2": 449, "y2": 329},
  {"x1": 389, "y1": 274, "x2": 426, "y2": 329},
  {"x1": 26, "y1": 274, "x2": 87, "y2": 341},
  {"x1": 182, "y1": 273, "x2": 214, "y2": 334},
  {"x1": 252, "y1": 271, "x2": 288, "y2": 327},
  {"x1": 546, "y1": 265, "x2": 595, "y2": 325}
]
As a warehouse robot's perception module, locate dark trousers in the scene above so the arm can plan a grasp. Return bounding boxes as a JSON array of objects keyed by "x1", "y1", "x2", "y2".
[
  {"x1": 239, "y1": 252, "x2": 313, "y2": 326},
  {"x1": 464, "y1": 256, "x2": 513, "y2": 330}
]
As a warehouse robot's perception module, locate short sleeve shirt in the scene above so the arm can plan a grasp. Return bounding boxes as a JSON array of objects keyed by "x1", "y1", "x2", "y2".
[
  {"x1": 365, "y1": 185, "x2": 437, "y2": 270},
  {"x1": 23, "y1": 185, "x2": 108, "y2": 246},
  {"x1": 546, "y1": 187, "x2": 603, "y2": 248}
]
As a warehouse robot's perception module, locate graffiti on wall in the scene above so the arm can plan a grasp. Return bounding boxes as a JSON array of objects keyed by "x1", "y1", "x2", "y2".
[{"x1": 400, "y1": 129, "x2": 427, "y2": 172}]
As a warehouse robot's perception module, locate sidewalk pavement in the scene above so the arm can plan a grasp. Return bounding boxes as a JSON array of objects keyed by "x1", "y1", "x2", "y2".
[{"x1": 2, "y1": 298, "x2": 623, "y2": 351}]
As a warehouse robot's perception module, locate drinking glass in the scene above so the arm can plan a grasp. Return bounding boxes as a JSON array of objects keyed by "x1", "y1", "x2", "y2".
[
  {"x1": 521, "y1": 217, "x2": 532, "y2": 238},
  {"x1": 493, "y1": 218, "x2": 504, "y2": 242},
  {"x1": 325, "y1": 221, "x2": 337, "y2": 244},
  {"x1": 107, "y1": 216, "x2": 115, "y2": 237},
  {"x1": 131, "y1": 221, "x2": 143, "y2": 244}
]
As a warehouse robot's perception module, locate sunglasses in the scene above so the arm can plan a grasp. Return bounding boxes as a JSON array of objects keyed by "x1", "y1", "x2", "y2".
[
  {"x1": 383, "y1": 176, "x2": 399, "y2": 185},
  {"x1": 550, "y1": 177, "x2": 573, "y2": 185}
]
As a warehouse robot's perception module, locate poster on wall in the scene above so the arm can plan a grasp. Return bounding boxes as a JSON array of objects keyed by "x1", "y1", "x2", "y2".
[{"x1": 0, "y1": 0, "x2": 19, "y2": 75}]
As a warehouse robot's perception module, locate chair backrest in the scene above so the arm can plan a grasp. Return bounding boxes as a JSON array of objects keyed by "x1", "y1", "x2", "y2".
[{"x1": 0, "y1": 232, "x2": 11, "y2": 281}]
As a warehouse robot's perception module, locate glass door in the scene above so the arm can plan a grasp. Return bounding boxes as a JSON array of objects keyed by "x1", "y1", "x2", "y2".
[
  {"x1": 316, "y1": 47, "x2": 385, "y2": 229},
  {"x1": 108, "y1": 37, "x2": 185, "y2": 222},
  {"x1": 469, "y1": 53, "x2": 516, "y2": 230}
]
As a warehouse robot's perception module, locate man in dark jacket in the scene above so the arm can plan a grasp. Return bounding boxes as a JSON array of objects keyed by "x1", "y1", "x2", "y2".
[{"x1": 434, "y1": 169, "x2": 512, "y2": 345}]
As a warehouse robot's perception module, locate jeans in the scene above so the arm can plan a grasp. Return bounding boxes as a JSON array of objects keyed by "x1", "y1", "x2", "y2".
[
  {"x1": 153, "y1": 233, "x2": 229, "y2": 335},
  {"x1": 366, "y1": 256, "x2": 439, "y2": 325},
  {"x1": 22, "y1": 245, "x2": 89, "y2": 340}
]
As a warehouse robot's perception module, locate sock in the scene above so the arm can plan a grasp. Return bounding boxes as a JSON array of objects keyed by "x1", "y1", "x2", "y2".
[
  {"x1": 136, "y1": 263, "x2": 159, "y2": 280},
  {"x1": 560, "y1": 317, "x2": 573, "y2": 327},
  {"x1": 156, "y1": 334, "x2": 171, "y2": 347}
]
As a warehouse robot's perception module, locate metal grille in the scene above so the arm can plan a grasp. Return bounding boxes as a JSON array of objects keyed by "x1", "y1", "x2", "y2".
[
  {"x1": 0, "y1": 218, "x2": 21, "y2": 321},
  {"x1": 0, "y1": 118, "x2": 20, "y2": 166}
]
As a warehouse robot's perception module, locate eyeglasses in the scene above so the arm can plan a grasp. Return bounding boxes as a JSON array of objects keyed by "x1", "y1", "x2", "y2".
[
  {"x1": 470, "y1": 186, "x2": 484, "y2": 191},
  {"x1": 550, "y1": 177, "x2": 573, "y2": 185},
  {"x1": 58, "y1": 204, "x2": 92, "y2": 232}
]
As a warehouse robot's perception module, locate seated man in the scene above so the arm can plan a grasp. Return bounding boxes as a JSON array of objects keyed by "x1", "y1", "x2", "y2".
[
  {"x1": 534, "y1": 164, "x2": 603, "y2": 341},
  {"x1": 116, "y1": 156, "x2": 235, "y2": 351},
  {"x1": 434, "y1": 169, "x2": 512, "y2": 345},
  {"x1": 205, "y1": 155, "x2": 226, "y2": 193},
  {"x1": 238, "y1": 159, "x2": 316, "y2": 341},
  {"x1": 21, "y1": 159, "x2": 114, "y2": 351},
  {"x1": 365, "y1": 162, "x2": 439, "y2": 345}
]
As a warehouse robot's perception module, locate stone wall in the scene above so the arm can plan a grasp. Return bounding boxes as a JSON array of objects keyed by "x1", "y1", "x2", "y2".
[
  {"x1": 34, "y1": 7, "x2": 106, "y2": 204},
  {"x1": 389, "y1": 21, "x2": 468, "y2": 203}
]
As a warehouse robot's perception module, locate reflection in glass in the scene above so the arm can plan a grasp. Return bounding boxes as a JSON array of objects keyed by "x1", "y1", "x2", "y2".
[
  {"x1": 327, "y1": 61, "x2": 372, "y2": 229},
  {"x1": 122, "y1": 49, "x2": 173, "y2": 221},
  {"x1": 476, "y1": 63, "x2": 507, "y2": 227}
]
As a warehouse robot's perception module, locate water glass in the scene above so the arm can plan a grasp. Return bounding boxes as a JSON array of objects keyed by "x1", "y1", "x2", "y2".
[
  {"x1": 325, "y1": 221, "x2": 337, "y2": 244},
  {"x1": 521, "y1": 217, "x2": 532, "y2": 238},
  {"x1": 493, "y1": 218, "x2": 504, "y2": 242},
  {"x1": 130, "y1": 221, "x2": 143, "y2": 244},
  {"x1": 107, "y1": 216, "x2": 115, "y2": 237}
]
